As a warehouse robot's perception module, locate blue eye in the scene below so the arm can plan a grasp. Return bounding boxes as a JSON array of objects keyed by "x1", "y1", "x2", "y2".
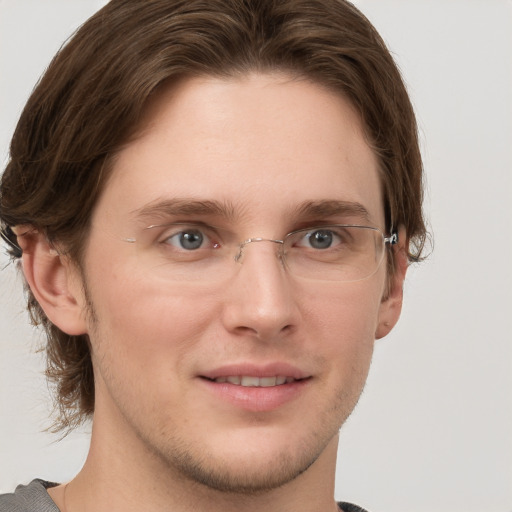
[
  {"x1": 166, "y1": 229, "x2": 205, "y2": 250},
  {"x1": 297, "y1": 229, "x2": 343, "y2": 250},
  {"x1": 307, "y1": 229, "x2": 335, "y2": 249}
]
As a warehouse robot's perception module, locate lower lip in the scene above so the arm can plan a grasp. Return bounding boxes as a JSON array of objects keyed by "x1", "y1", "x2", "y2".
[{"x1": 199, "y1": 378, "x2": 310, "y2": 412}]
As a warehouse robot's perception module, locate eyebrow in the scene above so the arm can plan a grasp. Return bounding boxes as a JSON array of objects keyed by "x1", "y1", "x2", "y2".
[
  {"x1": 130, "y1": 198, "x2": 239, "y2": 223},
  {"x1": 292, "y1": 200, "x2": 372, "y2": 223},
  {"x1": 130, "y1": 198, "x2": 371, "y2": 225}
]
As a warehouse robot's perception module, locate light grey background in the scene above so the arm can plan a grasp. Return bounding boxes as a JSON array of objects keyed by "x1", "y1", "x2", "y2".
[{"x1": 1, "y1": 1, "x2": 511, "y2": 511}]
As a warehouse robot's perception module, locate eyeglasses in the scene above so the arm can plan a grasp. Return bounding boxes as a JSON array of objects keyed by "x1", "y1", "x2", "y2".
[{"x1": 123, "y1": 223, "x2": 398, "y2": 283}]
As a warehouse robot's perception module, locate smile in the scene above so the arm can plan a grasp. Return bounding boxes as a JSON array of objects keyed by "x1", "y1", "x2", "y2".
[
  {"x1": 209, "y1": 376, "x2": 297, "y2": 387},
  {"x1": 200, "y1": 369, "x2": 310, "y2": 411}
]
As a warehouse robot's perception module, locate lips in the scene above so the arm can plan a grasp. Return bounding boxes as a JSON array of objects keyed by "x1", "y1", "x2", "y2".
[
  {"x1": 199, "y1": 363, "x2": 310, "y2": 412},
  {"x1": 206, "y1": 375, "x2": 297, "y2": 387},
  {"x1": 200, "y1": 362, "x2": 308, "y2": 383}
]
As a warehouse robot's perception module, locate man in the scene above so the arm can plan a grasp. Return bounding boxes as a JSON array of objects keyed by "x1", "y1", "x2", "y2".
[{"x1": 0, "y1": 1, "x2": 427, "y2": 511}]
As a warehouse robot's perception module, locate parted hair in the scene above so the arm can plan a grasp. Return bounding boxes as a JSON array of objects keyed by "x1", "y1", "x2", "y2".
[{"x1": 0, "y1": 0, "x2": 427, "y2": 431}]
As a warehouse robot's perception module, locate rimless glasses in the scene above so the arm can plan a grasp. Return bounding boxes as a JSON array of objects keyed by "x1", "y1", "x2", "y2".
[{"x1": 123, "y1": 223, "x2": 398, "y2": 283}]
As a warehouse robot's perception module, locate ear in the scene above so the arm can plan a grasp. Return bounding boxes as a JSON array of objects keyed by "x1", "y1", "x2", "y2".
[
  {"x1": 375, "y1": 229, "x2": 408, "y2": 340},
  {"x1": 15, "y1": 227, "x2": 88, "y2": 336}
]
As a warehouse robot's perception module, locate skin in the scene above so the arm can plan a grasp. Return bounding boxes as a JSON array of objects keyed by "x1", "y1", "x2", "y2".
[{"x1": 20, "y1": 73, "x2": 406, "y2": 512}]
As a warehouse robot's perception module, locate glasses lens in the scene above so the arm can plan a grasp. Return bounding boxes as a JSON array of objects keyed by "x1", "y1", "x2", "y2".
[
  {"x1": 125, "y1": 223, "x2": 387, "y2": 283},
  {"x1": 284, "y1": 225, "x2": 386, "y2": 281}
]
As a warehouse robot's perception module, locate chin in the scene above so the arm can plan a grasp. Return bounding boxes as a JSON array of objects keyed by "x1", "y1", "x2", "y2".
[
  {"x1": 167, "y1": 444, "x2": 320, "y2": 494},
  {"x1": 150, "y1": 421, "x2": 339, "y2": 495}
]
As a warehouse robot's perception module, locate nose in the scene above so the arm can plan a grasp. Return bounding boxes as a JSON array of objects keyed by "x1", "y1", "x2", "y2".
[{"x1": 221, "y1": 239, "x2": 299, "y2": 341}]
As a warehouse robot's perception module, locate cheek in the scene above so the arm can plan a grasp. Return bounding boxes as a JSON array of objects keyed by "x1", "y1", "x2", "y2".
[
  {"x1": 293, "y1": 284, "x2": 381, "y2": 426},
  {"x1": 300, "y1": 278, "x2": 384, "y2": 392},
  {"x1": 303, "y1": 278, "x2": 384, "y2": 344},
  {"x1": 84, "y1": 273, "x2": 223, "y2": 427},
  {"x1": 84, "y1": 258, "x2": 220, "y2": 374}
]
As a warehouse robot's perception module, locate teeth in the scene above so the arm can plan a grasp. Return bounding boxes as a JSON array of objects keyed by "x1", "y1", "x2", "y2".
[
  {"x1": 213, "y1": 375, "x2": 295, "y2": 387},
  {"x1": 259, "y1": 377, "x2": 277, "y2": 387},
  {"x1": 241, "y1": 376, "x2": 260, "y2": 387}
]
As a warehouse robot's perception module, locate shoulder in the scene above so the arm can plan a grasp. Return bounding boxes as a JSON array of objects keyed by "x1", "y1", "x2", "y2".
[
  {"x1": 338, "y1": 502, "x2": 370, "y2": 512},
  {"x1": 0, "y1": 480, "x2": 60, "y2": 512}
]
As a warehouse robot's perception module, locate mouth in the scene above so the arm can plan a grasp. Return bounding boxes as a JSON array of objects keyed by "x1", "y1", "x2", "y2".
[
  {"x1": 203, "y1": 375, "x2": 300, "y2": 387},
  {"x1": 198, "y1": 364, "x2": 311, "y2": 411}
]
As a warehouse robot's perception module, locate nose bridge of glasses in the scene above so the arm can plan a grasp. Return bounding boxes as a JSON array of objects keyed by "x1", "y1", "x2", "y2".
[{"x1": 234, "y1": 237, "x2": 285, "y2": 263}]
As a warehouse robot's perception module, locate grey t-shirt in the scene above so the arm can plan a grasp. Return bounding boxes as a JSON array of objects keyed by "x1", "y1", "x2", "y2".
[
  {"x1": 0, "y1": 480, "x2": 58, "y2": 512},
  {"x1": 0, "y1": 479, "x2": 369, "y2": 512}
]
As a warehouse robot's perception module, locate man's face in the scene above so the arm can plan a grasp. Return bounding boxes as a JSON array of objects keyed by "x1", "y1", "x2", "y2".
[{"x1": 77, "y1": 73, "x2": 394, "y2": 492}]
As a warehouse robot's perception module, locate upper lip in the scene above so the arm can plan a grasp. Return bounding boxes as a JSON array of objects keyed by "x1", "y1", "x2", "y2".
[{"x1": 200, "y1": 362, "x2": 310, "y2": 380}]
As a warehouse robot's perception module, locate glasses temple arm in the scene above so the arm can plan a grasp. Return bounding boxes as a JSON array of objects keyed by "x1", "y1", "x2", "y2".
[{"x1": 384, "y1": 232, "x2": 399, "y2": 245}]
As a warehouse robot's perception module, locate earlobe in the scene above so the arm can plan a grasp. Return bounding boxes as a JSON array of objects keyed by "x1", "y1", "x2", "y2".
[
  {"x1": 15, "y1": 227, "x2": 87, "y2": 336},
  {"x1": 375, "y1": 232, "x2": 408, "y2": 340}
]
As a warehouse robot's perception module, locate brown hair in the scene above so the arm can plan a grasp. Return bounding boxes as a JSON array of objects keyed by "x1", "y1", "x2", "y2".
[{"x1": 0, "y1": 0, "x2": 428, "y2": 431}]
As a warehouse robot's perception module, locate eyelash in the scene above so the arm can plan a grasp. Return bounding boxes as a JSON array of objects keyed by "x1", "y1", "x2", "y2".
[
  {"x1": 155, "y1": 223, "x2": 347, "y2": 253},
  {"x1": 158, "y1": 224, "x2": 222, "y2": 250}
]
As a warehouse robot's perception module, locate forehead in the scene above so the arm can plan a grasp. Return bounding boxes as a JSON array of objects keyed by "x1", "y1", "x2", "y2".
[{"x1": 93, "y1": 73, "x2": 383, "y2": 230}]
